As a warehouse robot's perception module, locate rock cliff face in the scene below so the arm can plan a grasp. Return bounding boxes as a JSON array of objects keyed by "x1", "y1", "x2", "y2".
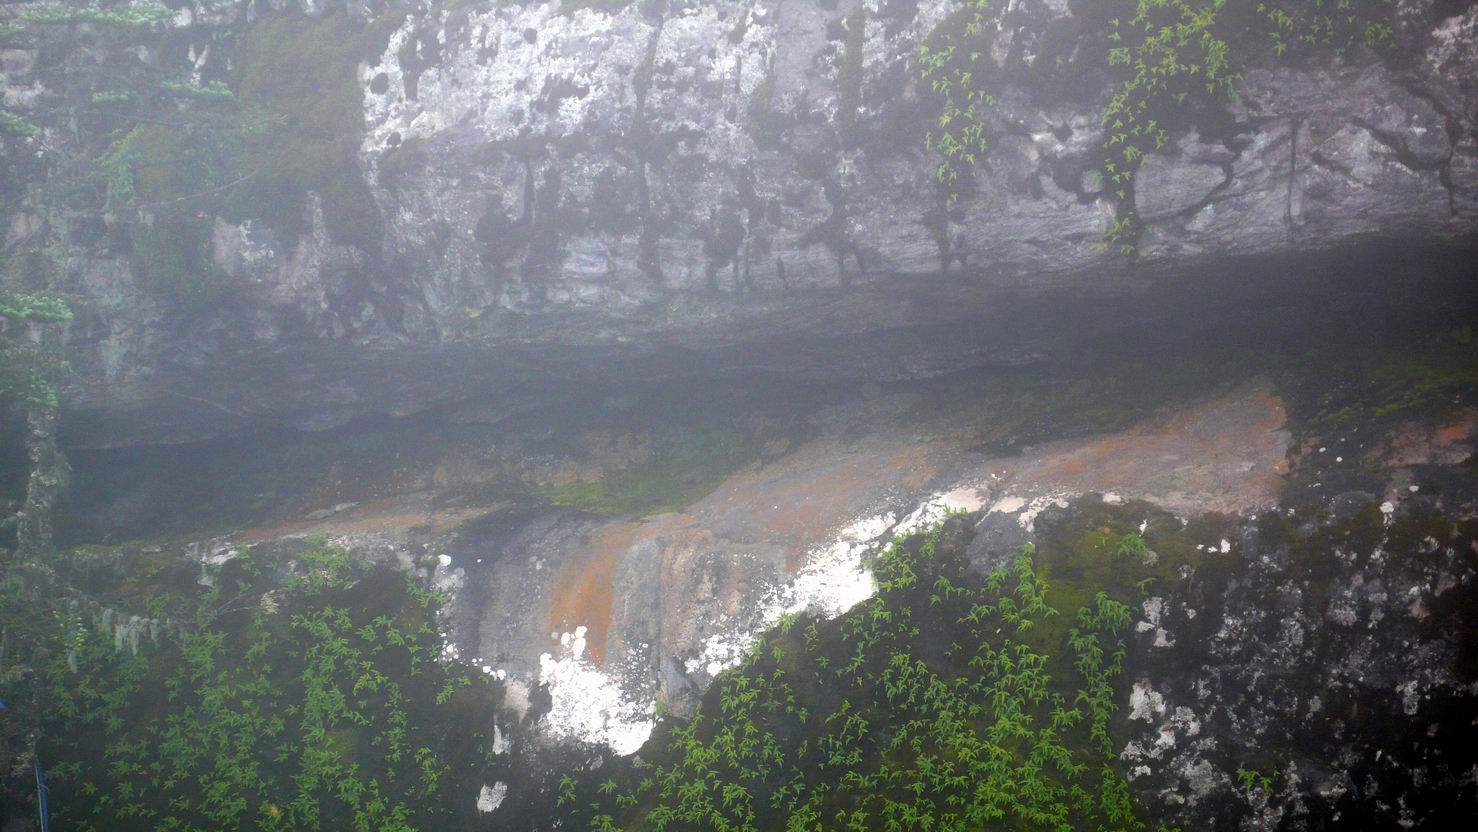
[
  {"x1": 4, "y1": 4, "x2": 1478, "y2": 829},
  {"x1": 1115, "y1": 498, "x2": 1478, "y2": 831},
  {"x1": 22, "y1": 302, "x2": 1478, "y2": 828},
  {"x1": 3, "y1": 0, "x2": 1476, "y2": 447}
]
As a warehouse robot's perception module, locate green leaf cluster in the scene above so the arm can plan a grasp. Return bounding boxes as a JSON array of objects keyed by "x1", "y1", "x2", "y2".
[
  {"x1": 0, "y1": 292, "x2": 71, "y2": 408},
  {"x1": 919, "y1": 2, "x2": 998, "y2": 197},
  {"x1": 17, "y1": 1, "x2": 172, "y2": 28},
  {"x1": 0, "y1": 293, "x2": 72, "y2": 323},
  {"x1": 1101, "y1": 0, "x2": 1394, "y2": 253},
  {"x1": 1234, "y1": 764, "x2": 1280, "y2": 796},
  {"x1": 556, "y1": 519, "x2": 1180, "y2": 832},
  {"x1": 160, "y1": 80, "x2": 236, "y2": 103},
  {"x1": 8, "y1": 539, "x2": 499, "y2": 831},
  {"x1": 917, "y1": 0, "x2": 1394, "y2": 252},
  {"x1": 0, "y1": 109, "x2": 40, "y2": 139}
]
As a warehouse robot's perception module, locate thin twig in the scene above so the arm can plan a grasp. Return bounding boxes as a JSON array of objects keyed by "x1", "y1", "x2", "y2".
[{"x1": 164, "y1": 389, "x2": 250, "y2": 419}]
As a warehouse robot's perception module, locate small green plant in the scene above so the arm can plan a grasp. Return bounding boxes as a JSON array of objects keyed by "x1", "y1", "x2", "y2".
[
  {"x1": 1114, "y1": 531, "x2": 1150, "y2": 560},
  {"x1": 0, "y1": 108, "x2": 40, "y2": 138},
  {"x1": 161, "y1": 79, "x2": 236, "y2": 102},
  {"x1": 0, "y1": 293, "x2": 72, "y2": 323},
  {"x1": 919, "y1": 1, "x2": 998, "y2": 198},
  {"x1": 918, "y1": 0, "x2": 1395, "y2": 253},
  {"x1": 16, "y1": 539, "x2": 501, "y2": 831},
  {"x1": 18, "y1": 1, "x2": 172, "y2": 27},
  {"x1": 1, "y1": 292, "x2": 72, "y2": 409},
  {"x1": 1236, "y1": 765, "x2": 1280, "y2": 796}
]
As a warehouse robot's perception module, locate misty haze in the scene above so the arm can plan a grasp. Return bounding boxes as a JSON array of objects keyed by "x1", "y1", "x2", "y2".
[{"x1": 2, "y1": 2, "x2": 1477, "y2": 831}]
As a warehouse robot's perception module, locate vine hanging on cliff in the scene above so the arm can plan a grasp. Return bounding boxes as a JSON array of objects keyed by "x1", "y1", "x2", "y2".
[
  {"x1": 1100, "y1": 0, "x2": 1395, "y2": 255},
  {"x1": 0, "y1": 291, "x2": 72, "y2": 410},
  {"x1": 1100, "y1": 0, "x2": 1241, "y2": 254},
  {"x1": 916, "y1": 0, "x2": 1396, "y2": 253},
  {"x1": 919, "y1": 1, "x2": 1000, "y2": 201}
]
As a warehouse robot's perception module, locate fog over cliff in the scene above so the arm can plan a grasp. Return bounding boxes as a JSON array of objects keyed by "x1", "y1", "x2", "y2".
[{"x1": 2, "y1": 2, "x2": 1476, "y2": 831}]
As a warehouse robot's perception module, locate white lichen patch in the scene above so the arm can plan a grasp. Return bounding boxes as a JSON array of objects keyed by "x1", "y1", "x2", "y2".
[
  {"x1": 784, "y1": 511, "x2": 895, "y2": 617},
  {"x1": 1136, "y1": 596, "x2": 1176, "y2": 647},
  {"x1": 683, "y1": 484, "x2": 990, "y2": 685},
  {"x1": 537, "y1": 625, "x2": 655, "y2": 756},
  {"x1": 989, "y1": 495, "x2": 1028, "y2": 515},
  {"x1": 1397, "y1": 679, "x2": 1422, "y2": 716},
  {"x1": 95, "y1": 607, "x2": 165, "y2": 656},
  {"x1": 476, "y1": 782, "x2": 507, "y2": 813},
  {"x1": 1170, "y1": 706, "x2": 1201, "y2": 738},
  {"x1": 685, "y1": 511, "x2": 896, "y2": 680},
  {"x1": 1130, "y1": 680, "x2": 1167, "y2": 723},
  {"x1": 1000, "y1": 493, "x2": 1072, "y2": 531},
  {"x1": 363, "y1": 6, "x2": 652, "y2": 153},
  {"x1": 1137, "y1": 597, "x2": 1165, "y2": 633}
]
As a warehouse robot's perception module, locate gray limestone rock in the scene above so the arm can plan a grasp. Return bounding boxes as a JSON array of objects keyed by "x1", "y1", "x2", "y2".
[{"x1": 2, "y1": 0, "x2": 1476, "y2": 446}]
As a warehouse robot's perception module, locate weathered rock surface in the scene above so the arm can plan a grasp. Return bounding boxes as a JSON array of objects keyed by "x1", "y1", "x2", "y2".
[
  {"x1": 20, "y1": 280, "x2": 1474, "y2": 827},
  {"x1": 133, "y1": 378, "x2": 1473, "y2": 829},
  {"x1": 184, "y1": 378, "x2": 1294, "y2": 753},
  {"x1": 3, "y1": 0, "x2": 1476, "y2": 447},
  {"x1": 1113, "y1": 497, "x2": 1478, "y2": 829},
  {"x1": 450, "y1": 380, "x2": 1296, "y2": 748}
]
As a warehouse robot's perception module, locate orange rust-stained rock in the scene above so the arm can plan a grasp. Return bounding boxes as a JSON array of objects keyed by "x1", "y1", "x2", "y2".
[
  {"x1": 545, "y1": 522, "x2": 643, "y2": 665},
  {"x1": 235, "y1": 518, "x2": 317, "y2": 544},
  {"x1": 1370, "y1": 407, "x2": 1477, "y2": 468},
  {"x1": 225, "y1": 378, "x2": 1310, "y2": 731},
  {"x1": 989, "y1": 381, "x2": 1291, "y2": 515},
  {"x1": 705, "y1": 441, "x2": 946, "y2": 573},
  {"x1": 522, "y1": 385, "x2": 1292, "y2": 681},
  {"x1": 1433, "y1": 411, "x2": 1476, "y2": 447}
]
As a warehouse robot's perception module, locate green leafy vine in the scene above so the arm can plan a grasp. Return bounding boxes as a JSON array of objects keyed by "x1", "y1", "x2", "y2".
[
  {"x1": 919, "y1": 1, "x2": 999, "y2": 199},
  {"x1": 918, "y1": 0, "x2": 1396, "y2": 254},
  {"x1": 554, "y1": 521, "x2": 1176, "y2": 832},
  {"x1": 8, "y1": 539, "x2": 500, "y2": 831}
]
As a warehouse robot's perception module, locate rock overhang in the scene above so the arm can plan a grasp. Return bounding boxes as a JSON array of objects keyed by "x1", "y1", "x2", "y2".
[{"x1": 3, "y1": 1, "x2": 1474, "y2": 449}]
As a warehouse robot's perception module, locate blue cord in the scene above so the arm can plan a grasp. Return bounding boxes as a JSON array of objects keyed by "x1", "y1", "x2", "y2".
[{"x1": 34, "y1": 757, "x2": 50, "y2": 832}]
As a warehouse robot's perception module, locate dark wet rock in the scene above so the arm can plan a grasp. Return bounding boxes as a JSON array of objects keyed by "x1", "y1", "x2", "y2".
[
  {"x1": 1116, "y1": 501, "x2": 1478, "y2": 829},
  {"x1": 1330, "y1": 490, "x2": 1381, "y2": 521},
  {"x1": 964, "y1": 509, "x2": 1031, "y2": 572}
]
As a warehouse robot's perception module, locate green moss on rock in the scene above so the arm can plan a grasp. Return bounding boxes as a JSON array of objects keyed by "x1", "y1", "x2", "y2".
[
  {"x1": 127, "y1": 217, "x2": 227, "y2": 307},
  {"x1": 543, "y1": 430, "x2": 757, "y2": 516},
  {"x1": 228, "y1": 13, "x2": 382, "y2": 250},
  {"x1": 105, "y1": 124, "x2": 237, "y2": 303},
  {"x1": 15, "y1": 539, "x2": 504, "y2": 831}
]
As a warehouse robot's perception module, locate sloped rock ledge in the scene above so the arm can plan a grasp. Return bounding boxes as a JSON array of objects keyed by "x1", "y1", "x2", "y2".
[{"x1": 56, "y1": 241, "x2": 1478, "y2": 449}]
